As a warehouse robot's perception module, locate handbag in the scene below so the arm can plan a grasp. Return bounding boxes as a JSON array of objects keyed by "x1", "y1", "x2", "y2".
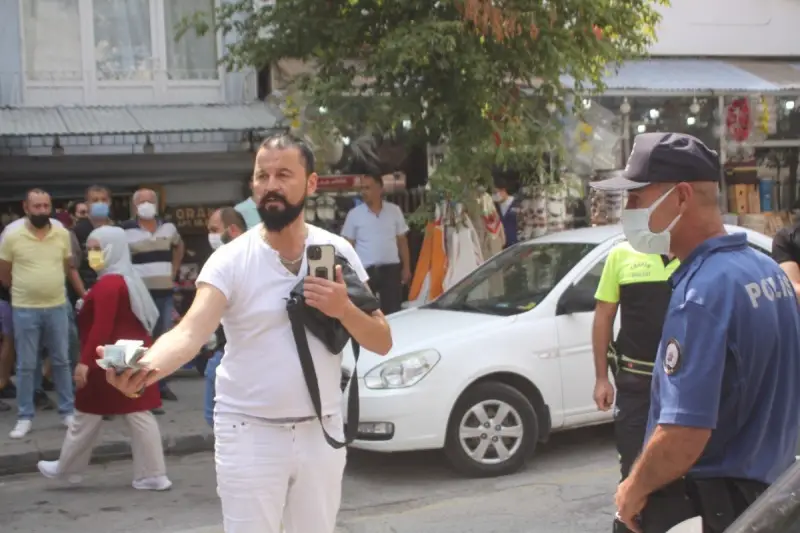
[{"x1": 286, "y1": 253, "x2": 381, "y2": 449}]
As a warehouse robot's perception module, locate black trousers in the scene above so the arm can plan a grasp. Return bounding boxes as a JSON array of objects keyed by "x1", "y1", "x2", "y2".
[
  {"x1": 366, "y1": 263, "x2": 403, "y2": 315},
  {"x1": 613, "y1": 372, "x2": 652, "y2": 533},
  {"x1": 640, "y1": 477, "x2": 767, "y2": 533}
]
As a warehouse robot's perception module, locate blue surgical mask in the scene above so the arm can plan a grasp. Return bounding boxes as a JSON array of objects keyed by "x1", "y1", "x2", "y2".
[{"x1": 89, "y1": 202, "x2": 110, "y2": 219}]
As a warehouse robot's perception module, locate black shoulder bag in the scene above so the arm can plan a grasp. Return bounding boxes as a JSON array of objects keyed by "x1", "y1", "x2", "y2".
[{"x1": 286, "y1": 254, "x2": 381, "y2": 449}]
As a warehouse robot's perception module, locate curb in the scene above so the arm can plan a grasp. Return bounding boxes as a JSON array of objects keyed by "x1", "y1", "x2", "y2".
[{"x1": 0, "y1": 431, "x2": 214, "y2": 477}]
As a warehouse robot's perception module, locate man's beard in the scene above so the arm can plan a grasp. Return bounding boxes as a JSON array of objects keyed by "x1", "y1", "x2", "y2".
[{"x1": 257, "y1": 193, "x2": 306, "y2": 232}]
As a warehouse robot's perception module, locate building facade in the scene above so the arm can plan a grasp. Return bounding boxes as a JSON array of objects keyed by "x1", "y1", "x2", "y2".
[{"x1": 0, "y1": 0, "x2": 279, "y2": 210}]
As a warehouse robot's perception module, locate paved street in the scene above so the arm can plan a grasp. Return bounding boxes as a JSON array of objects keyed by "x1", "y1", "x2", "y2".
[
  {"x1": 1, "y1": 424, "x2": 618, "y2": 533},
  {"x1": 0, "y1": 371, "x2": 213, "y2": 475}
]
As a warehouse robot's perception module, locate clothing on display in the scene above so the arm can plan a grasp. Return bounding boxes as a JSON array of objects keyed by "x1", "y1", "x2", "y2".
[
  {"x1": 591, "y1": 189, "x2": 627, "y2": 225},
  {"x1": 408, "y1": 204, "x2": 448, "y2": 305},
  {"x1": 469, "y1": 192, "x2": 506, "y2": 261},
  {"x1": 443, "y1": 203, "x2": 484, "y2": 290}
]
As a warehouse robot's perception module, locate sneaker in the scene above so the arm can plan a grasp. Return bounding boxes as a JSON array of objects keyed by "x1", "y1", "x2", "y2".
[
  {"x1": 132, "y1": 475, "x2": 172, "y2": 491},
  {"x1": 9, "y1": 420, "x2": 32, "y2": 439},
  {"x1": 0, "y1": 400, "x2": 10, "y2": 412},
  {"x1": 37, "y1": 460, "x2": 83, "y2": 484},
  {"x1": 62, "y1": 414, "x2": 75, "y2": 429}
]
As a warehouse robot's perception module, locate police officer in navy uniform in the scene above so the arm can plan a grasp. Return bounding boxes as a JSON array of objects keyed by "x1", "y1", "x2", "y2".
[{"x1": 591, "y1": 132, "x2": 800, "y2": 533}]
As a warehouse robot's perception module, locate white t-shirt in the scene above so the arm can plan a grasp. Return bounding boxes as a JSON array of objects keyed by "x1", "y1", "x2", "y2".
[
  {"x1": 196, "y1": 223, "x2": 369, "y2": 420},
  {"x1": 341, "y1": 201, "x2": 408, "y2": 267}
]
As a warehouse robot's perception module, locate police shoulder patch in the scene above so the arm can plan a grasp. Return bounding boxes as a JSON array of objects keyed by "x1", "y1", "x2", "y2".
[{"x1": 664, "y1": 338, "x2": 681, "y2": 376}]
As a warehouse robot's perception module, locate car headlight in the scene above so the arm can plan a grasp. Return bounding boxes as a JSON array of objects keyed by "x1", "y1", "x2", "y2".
[{"x1": 363, "y1": 350, "x2": 441, "y2": 389}]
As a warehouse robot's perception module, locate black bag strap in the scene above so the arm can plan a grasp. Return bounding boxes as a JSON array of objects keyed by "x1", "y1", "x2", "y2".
[{"x1": 289, "y1": 317, "x2": 359, "y2": 449}]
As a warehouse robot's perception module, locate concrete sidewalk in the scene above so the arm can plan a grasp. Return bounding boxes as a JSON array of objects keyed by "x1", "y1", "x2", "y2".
[{"x1": 0, "y1": 372, "x2": 213, "y2": 476}]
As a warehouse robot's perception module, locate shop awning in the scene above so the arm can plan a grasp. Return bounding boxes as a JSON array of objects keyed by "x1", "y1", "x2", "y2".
[
  {"x1": 0, "y1": 102, "x2": 282, "y2": 137},
  {"x1": 560, "y1": 58, "x2": 800, "y2": 94}
]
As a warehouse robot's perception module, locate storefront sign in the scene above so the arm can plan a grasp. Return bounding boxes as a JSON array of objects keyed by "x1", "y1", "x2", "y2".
[
  {"x1": 317, "y1": 175, "x2": 362, "y2": 191},
  {"x1": 166, "y1": 205, "x2": 224, "y2": 233}
]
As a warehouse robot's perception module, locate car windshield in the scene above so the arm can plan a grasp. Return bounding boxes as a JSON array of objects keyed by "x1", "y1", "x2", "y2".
[{"x1": 427, "y1": 242, "x2": 598, "y2": 316}]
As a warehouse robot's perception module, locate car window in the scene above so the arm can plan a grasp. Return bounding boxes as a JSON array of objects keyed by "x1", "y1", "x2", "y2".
[
  {"x1": 571, "y1": 257, "x2": 607, "y2": 297},
  {"x1": 429, "y1": 242, "x2": 598, "y2": 316}
]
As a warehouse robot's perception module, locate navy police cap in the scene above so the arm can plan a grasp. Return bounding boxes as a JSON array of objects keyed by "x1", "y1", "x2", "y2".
[{"x1": 590, "y1": 132, "x2": 721, "y2": 191}]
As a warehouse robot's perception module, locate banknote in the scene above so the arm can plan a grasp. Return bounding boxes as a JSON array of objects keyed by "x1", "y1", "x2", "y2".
[{"x1": 97, "y1": 340, "x2": 147, "y2": 373}]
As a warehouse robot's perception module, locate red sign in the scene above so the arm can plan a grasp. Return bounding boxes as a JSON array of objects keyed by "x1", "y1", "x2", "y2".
[{"x1": 316, "y1": 175, "x2": 362, "y2": 191}]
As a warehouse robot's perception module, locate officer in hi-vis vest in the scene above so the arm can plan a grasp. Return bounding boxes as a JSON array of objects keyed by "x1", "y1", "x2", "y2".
[{"x1": 591, "y1": 241, "x2": 679, "y2": 533}]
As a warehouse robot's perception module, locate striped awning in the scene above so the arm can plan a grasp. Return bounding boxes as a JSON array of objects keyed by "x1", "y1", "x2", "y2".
[
  {"x1": 0, "y1": 102, "x2": 282, "y2": 137},
  {"x1": 560, "y1": 58, "x2": 800, "y2": 94}
]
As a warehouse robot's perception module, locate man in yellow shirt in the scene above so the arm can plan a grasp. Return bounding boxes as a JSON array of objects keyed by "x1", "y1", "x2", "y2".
[{"x1": 0, "y1": 189, "x2": 84, "y2": 439}]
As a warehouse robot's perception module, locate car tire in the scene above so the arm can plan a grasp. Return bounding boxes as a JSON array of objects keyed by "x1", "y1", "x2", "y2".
[{"x1": 444, "y1": 381, "x2": 538, "y2": 478}]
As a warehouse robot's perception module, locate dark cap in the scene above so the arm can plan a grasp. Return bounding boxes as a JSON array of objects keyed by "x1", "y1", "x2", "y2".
[{"x1": 589, "y1": 132, "x2": 721, "y2": 191}]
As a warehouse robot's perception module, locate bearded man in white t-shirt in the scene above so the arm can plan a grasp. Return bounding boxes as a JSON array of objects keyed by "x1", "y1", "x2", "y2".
[{"x1": 104, "y1": 134, "x2": 393, "y2": 533}]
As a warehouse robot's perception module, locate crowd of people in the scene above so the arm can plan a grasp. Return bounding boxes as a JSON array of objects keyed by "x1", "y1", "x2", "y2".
[
  {"x1": 2, "y1": 131, "x2": 798, "y2": 533},
  {"x1": 0, "y1": 185, "x2": 188, "y2": 439}
]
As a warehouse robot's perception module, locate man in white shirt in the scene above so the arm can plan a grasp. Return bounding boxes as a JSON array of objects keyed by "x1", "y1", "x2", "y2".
[
  {"x1": 104, "y1": 134, "x2": 392, "y2": 533},
  {"x1": 341, "y1": 175, "x2": 411, "y2": 314}
]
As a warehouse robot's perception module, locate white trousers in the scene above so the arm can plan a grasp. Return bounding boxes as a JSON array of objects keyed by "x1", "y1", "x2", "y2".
[
  {"x1": 214, "y1": 412, "x2": 347, "y2": 533},
  {"x1": 57, "y1": 410, "x2": 167, "y2": 480}
]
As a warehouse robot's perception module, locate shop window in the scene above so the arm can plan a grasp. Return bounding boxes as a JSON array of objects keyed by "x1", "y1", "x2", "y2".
[
  {"x1": 23, "y1": 0, "x2": 83, "y2": 81},
  {"x1": 93, "y1": 0, "x2": 154, "y2": 81},
  {"x1": 628, "y1": 97, "x2": 718, "y2": 151},
  {"x1": 164, "y1": 0, "x2": 219, "y2": 80}
]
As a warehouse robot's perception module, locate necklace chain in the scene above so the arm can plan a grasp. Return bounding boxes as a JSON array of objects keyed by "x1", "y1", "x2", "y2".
[
  {"x1": 279, "y1": 253, "x2": 304, "y2": 265},
  {"x1": 262, "y1": 225, "x2": 308, "y2": 266}
]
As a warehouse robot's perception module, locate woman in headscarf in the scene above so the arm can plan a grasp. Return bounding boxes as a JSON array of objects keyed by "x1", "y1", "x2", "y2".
[{"x1": 36, "y1": 226, "x2": 172, "y2": 491}]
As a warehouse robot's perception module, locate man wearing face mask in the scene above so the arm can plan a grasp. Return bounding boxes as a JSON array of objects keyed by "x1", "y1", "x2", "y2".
[
  {"x1": 0, "y1": 189, "x2": 82, "y2": 439},
  {"x1": 492, "y1": 177, "x2": 520, "y2": 249},
  {"x1": 203, "y1": 207, "x2": 246, "y2": 427},
  {"x1": 592, "y1": 133, "x2": 800, "y2": 533},
  {"x1": 122, "y1": 189, "x2": 185, "y2": 404},
  {"x1": 72, "y1": 185, "x2": 115, "y2": 301},
  {"x1": 104, "y1": 134, "x2": 392, "y2": 533}
]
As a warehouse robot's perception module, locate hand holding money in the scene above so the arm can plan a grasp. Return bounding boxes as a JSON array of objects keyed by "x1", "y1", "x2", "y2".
[
  {"x1": 98, "y1": 341, "x2": 159, "y2": 398},
  {"x1": 97, "y1": 340, "x2": 148, "y2": 373}
]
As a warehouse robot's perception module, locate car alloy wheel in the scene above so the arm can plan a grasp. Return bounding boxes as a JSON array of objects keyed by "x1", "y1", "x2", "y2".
[
  {"x1": 458, "y1": 400, "x2": 524, "y2": 465},
  {"x1": 444, "y1": 381, "x2": 538, "y2": 477}
]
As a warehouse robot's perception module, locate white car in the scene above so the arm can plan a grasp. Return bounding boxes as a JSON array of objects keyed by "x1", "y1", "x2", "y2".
[{"x1": 342, "y1": 224, "x2": 774, "y2": 477}]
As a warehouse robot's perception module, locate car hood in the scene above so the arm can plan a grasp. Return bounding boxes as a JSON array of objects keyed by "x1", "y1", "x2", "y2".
[{"x1": 342, "y1": 306, "x2": 504, "y2": 373}]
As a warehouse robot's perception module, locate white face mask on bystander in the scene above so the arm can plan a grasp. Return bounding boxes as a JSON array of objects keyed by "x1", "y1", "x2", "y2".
[
  {"x1": 621, "y1": 186, "x2": 682, "y2": 255},
  {"x1": 208, "y1": 233, "x2": 223, "y2": 250},
  {"x1": 137, "y1": 202, "x2": 157, "y2": 220}
]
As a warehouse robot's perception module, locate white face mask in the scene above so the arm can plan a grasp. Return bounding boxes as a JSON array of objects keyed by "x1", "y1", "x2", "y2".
[
  {"x1": 208, "y1": 233, "x2": 223, "y2": 250},
  {"x1": 621, "y1": 186, "x2": 682, "y2": 255},
  {"x1": 492, "y1": 192, "x2": 503, "y2": 203},
  {"x1": 137, "y1": 202, "x2": 157, "y2": 220}
]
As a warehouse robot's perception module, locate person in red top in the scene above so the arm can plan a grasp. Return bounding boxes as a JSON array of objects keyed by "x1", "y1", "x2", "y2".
[{"x1": 36, "y1": 226, "x2": 172, "y2": 491}]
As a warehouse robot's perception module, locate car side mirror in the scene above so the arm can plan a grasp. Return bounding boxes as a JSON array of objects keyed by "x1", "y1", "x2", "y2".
[{"x1": 556, "y1": 284, "x2": 596, "y2": 316}]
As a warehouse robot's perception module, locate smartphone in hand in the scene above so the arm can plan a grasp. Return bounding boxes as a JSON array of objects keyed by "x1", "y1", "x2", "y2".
[{"x1": 307, "y1": 244, "x2": 336, "y2": 281}]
